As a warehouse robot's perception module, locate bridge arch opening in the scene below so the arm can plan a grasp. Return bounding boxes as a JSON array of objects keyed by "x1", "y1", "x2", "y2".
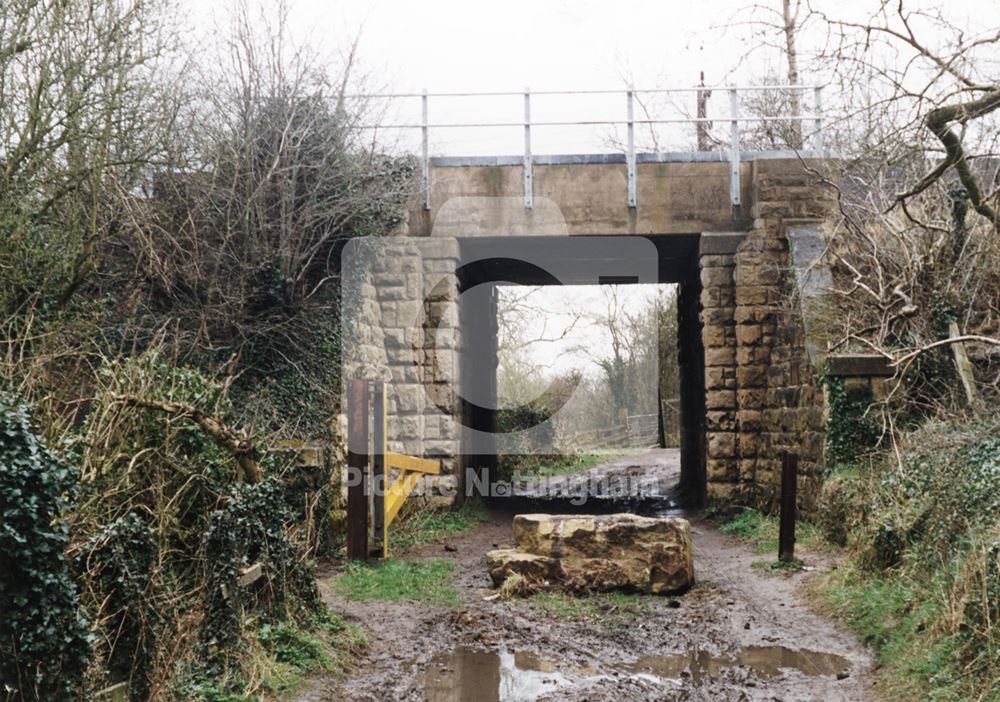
[{"x1": 455, "y1": 235, "x2": 707, "y2": 509}]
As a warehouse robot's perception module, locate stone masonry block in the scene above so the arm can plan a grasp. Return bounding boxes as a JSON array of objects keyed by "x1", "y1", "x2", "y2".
[
  {"x1": 702, "y1": 324, "x2": 730, "y2": 348},
  {"x1": 706, "y1": 390, "x2": 736, "y2": 410},
  {"x1": 707, "y1": 458, "x2": 739, "y2": 483},
  {"x1": 701, "y1": 266, "x2": 735, "y2": 288},
  {"x1": 736, "y1": 365, "x2": 767, "y2": 388},
  {"x1": 704, "y1": 347, "x2": 736, "y2": 367},
  {"x1": 735, "y1": 324, "x2": 762, "y2": 346},
  {"x1": 708, "y1": 432, "x2": 736, "y2": 458},
  {"x1": 706, "y1": 411, "x2": 736, "y2": 432}
]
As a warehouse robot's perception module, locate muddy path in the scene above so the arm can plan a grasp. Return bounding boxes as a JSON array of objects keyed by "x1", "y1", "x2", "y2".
[{"x1": 297, "y1": 453, "x2": 873, "y2": 701}]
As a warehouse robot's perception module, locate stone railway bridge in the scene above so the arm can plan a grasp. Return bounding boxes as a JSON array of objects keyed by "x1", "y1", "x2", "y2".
[{"x1": 345, "y1": 88, "x2": 839, "y2": 512}]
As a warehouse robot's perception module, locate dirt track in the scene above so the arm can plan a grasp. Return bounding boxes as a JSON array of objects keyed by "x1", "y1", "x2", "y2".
[{"x1": 297, "y1": 452, "x2": 873, "y2": 702}]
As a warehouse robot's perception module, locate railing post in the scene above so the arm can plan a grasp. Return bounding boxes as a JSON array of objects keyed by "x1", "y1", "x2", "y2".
[
  {"x1": 813, "y1": 85, "x2": 824, "y2": 156},
  {"x1": 421, "y1": 89, "x2": 430, "y2": 210},
  {"x1": 346, "y1": 379, "x2": 370, "y2": 561},
  {"x1": 523, "y1": 87, "x2": 533, "y2": 210},
  {"x1": 779, "y1": 452, "x2": 798, "y2": 563},
  {"x1": 627, "y1": 88, "x2": 637, "y2": 208},
  {"x1": 729, "y1": 88, "x2": 741, "y2": 215},
  {"x1": 696, "y1": 72, "x2": 713, "y2": 151},
  {"x1": 371, "y1": 380, "x2": 387, "y2": 558}
]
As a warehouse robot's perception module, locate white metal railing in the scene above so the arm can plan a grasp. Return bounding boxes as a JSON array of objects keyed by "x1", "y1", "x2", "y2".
[{"x1": 349, "y1": 85, "x2": 825, "y2": 212}]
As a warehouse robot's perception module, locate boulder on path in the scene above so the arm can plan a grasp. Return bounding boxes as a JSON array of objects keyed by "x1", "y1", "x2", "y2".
[
  {"x1": 485, "y1": 513, "x2": 694, "y2": 595},
  {"x1": 484, "y1": 549, "x2": 561, "y2": 584}
]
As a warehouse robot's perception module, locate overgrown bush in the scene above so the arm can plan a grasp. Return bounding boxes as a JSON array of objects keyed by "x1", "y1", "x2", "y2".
[
  {"x1": 815, "y1": 465, "x2": 869, "y2": 546},
  {"x1": 859, "y1": 421, "x2": 1000, "y2": 569},
  {"x1": 0, "y1": 2, "x2": 404, "y2": 698},
  {"x1": 67, "y1": 354, "x2": 329, "y2": 698},
  {"x1": 76, "y1": 514, "x2": 158, "y2": 700},
  {"x1": 815, "y1": 418, "x2": 1000, "y2": 699},
  {"x1": 495, "y1": 402, "x2": 555, "y2": 480},
  {"x1": 823, "y1": 376, "x2": 881, "y2": 466},
  {"x1": 201, "y1": 478, "x2": 321, "y2": 670},
  {"x1": 0, "y1": 396, "x2": 90, "y2": 702},
  {"x1": 497, "y1": 402, "x2": 554, "y2": 446}
]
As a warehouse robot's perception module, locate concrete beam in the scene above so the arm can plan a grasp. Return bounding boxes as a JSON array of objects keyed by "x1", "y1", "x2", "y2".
[
  {"x1": 699, "y1": 232, "x2": 747, "y2": 256},
  {"x1": 824, "y1": 354, "x2": 895, "y2": 378},
  {"x1": 407, "y1": 158, "x2": 827, "y2": 238}
]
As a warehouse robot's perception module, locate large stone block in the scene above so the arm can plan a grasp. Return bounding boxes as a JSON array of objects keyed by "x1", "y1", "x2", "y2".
[
  {"x1": 702, "y1": 324, "x2": 731, "y2": 348},
  {"x1": 707, "y1": 482, "x2": 741, "y2": 503},
  {"x1": 487, "y1": 513, "x2": 694, "y2": 595},
  {"x1": 701, "y1": 285, "x2": 735, "y2": 308},
  {"x1": 393, "y1": 384, "x2": 424, "y2": 414},
  {"x1": 736, "y1": 365, "x2": 767, "y2": 388},
  {"x1": 736, "y1": 346, "x2": 770, "y2": 365},
  {"x1": 485, "y1": 550, "x2": 561, "y2": 584},
  {"x1": 737, "y1": 409, "x2": 763, "y2": 432},
  {"x1": 737, "y1": 388, "x2": 765, "y2": 410},
  {"x1": 703, "y1": 306, "x2": 736, "y2": 326},
  {"x1": 734, "y1": 307, "x2": 775, "y2": 324},
  {"x1": 737, "y1": 262, "x2": 783, "y2": 287},
  {"x1": 698, "y1": 253, "x2": 737, "y2": 268}
]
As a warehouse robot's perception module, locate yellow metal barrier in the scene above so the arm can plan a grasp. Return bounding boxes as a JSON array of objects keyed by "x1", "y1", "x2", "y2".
[
  {"x1": 352, "y1": 380, "x2": 441, "y2": 559},
  {"x1": 385, "y1": 452, "x2": 441, "y2": 527}
]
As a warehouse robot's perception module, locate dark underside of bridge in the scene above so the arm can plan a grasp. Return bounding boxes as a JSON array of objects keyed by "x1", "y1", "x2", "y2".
[{"x1": 456, "y1": 235, "x2": 707, "y2": 508}]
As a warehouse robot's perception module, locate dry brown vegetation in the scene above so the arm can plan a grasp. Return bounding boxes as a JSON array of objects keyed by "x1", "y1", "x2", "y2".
[{"x1": 0, "y1": 1, "x2": 411, "y2": 699}]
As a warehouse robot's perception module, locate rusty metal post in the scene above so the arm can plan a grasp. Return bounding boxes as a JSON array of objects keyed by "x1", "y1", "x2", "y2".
[
  {"x1": 346, "y1": 379, "x2": 370, "y2": 561},
  {"x1": 371, "y1": 380, "x2": 387, "y2": 558},
  {"x1": 779, "y1": 452, "x2": 798, "y2": 563}
]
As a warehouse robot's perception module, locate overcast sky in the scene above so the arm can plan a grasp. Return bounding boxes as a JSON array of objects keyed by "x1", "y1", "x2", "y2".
[{"x1": 182, "y1": 0, "x2": 994, "y2": 156}]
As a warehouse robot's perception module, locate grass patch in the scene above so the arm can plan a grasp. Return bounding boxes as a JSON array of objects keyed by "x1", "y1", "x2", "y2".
[
  {"x1": 501, "y1": 450, "x2": 633, "y2": 480},
  {"x1": 257, "y1": 623, "x2": 330, "y2": 693},
  {"x1": 332, "y1": 559, "x2": 461, "y2": 607},
  {"x1": 807, "y1": 419, "x2": 1000, "y2": 701},
  {"x1": 179, "y1": 610, "x2": 367, "y2": 700},
  {"x1": 531, "y1": 451, "x2": 620, "y2": 478},
  {"x1": 718, "y1": 508, "x2": 769, "y2": 539},
  {"x1": 532, "y1": 591, "x2": 600, "y2": 620},
  {"x1": 751, "y1": 558, "x2": 804, "y2": 572},
  {"x1": 530, "y1": 591, "x2": 660, "y2": 636},
  {"x1": 717, "y1": 508, "x2": 823, "y2": 556},
  {"x1": 257, "y1": 610, "x2": 368, "y2": 695},
  {"x1": 388, "y1": 499, "x2": 489, "y2": 551},
  {"x1": 517, "y1": 449, "x2": 637, "y2": 478},
  {"x1": 811, "y1": 564, "x2": 978, "y2": 701}
]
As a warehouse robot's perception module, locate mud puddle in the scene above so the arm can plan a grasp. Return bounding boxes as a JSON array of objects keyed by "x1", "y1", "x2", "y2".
[{"x1": 422, "y1": 644, "x2": 851, "y2": 701}]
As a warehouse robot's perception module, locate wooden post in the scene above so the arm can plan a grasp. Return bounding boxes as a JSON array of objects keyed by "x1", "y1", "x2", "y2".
[
  {"x1": 371, "y1": 381, "x2": 387, "y2": 558},
  {"x1": 779, "y1": 452, "x2": 798, "y2": 563},
  {"x1": 948, "y1": 321, "x2": 979, "y2": 406},
  {"x1": 346, "y1": 379, "x2": 370, "y2": 561}
]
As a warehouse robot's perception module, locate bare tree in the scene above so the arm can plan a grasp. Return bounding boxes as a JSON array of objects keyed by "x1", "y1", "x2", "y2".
[
  {"x1": 111, "y1": 0, "x2": 415, "y2": 433},
  {"x1": 798, "y1": 2, "x2": 1000, "y2": 411},
  {"x1": 0, "y1": 0, "x2": 178, "y2": 315},
  {"x1": 496, "y1": 285, "x2": 585, "y2": 407},
  {"x1": 781, "y1": 0, "x2": 804, "y2": 148},
  {"x1": 809, "y1": 1, "x2": 1000, "y2": 232}
]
